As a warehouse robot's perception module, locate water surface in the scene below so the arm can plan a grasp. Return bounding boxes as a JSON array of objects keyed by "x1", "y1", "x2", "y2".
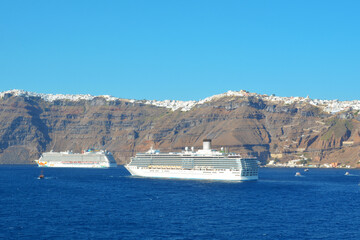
[{"x1": 1, "y1": 166, "x2": 359, "y2": 239}]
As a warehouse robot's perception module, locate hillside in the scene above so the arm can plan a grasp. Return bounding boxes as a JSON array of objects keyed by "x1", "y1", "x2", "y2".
[{"x1": 1, "y1": 90, "x2": 360, "y2": 166}]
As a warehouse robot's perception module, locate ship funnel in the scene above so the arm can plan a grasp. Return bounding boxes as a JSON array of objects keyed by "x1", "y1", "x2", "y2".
[{"x1": 203, "y1": 139, "x2": 211, "y2": 151}]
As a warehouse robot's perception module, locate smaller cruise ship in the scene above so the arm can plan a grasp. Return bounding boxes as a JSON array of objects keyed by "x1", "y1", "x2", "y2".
[
  {"x1": 125, "y1": 139, "x2": 258, "y2": 181},
  {"x1": 35, "y1": 149, "x2": 117, "y2": 168}
]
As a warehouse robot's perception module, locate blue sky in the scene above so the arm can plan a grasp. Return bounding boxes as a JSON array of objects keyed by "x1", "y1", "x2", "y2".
[{"x1": 0, "y1": 0, "x2": 359, "y2": 101}]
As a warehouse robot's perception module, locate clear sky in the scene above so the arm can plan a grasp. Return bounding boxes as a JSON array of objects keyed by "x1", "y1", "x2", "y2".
[{"x1": 0, "y1": 0, "x2": 359, "y2": 101}]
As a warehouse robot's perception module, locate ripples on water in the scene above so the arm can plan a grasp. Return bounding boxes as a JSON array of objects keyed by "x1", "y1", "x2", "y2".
[{"x1": 0, "y1": 166, "x2": 360, "y2": 239}]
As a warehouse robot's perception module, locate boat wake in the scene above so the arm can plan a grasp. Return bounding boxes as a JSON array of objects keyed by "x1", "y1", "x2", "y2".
[
  {"x1": 36, "y1": 176, "x2": 55, "y2": 180},
  {"x1": 345, "y1": 173, "x2": 359, "y2": 177}
]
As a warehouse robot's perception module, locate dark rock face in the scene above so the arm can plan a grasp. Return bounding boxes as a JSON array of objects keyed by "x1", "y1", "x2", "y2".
[{"x1": 1, "y1": 94, "x2": 360, "y2": 166}]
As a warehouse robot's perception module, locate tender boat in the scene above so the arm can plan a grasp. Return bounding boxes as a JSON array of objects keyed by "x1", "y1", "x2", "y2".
[{"x1": 38, "y1": 170, "x2": 44, "y2": 179}]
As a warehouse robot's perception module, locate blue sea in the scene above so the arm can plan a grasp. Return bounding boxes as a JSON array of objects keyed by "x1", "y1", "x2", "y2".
[{"x1": 1, "y1": 166, "x2": 360, "y2": 240}]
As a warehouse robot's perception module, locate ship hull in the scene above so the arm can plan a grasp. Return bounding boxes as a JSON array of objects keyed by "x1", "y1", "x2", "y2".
[{"x1": 125, "y1": 166, "x2": 258, "y2": 181}]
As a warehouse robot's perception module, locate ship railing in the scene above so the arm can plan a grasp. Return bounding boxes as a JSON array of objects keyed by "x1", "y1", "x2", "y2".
[{"x1": 148, "y1": 165, "x2": 182, "y2": 169}]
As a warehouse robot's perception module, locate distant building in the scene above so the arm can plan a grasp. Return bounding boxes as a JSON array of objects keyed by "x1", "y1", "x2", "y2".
[
  {"x1": 342, "y1": 141, "x2": 354, "y2": 146},
  {"x1": 268, "y1": 160, "x2": 275, "y2": 165},
  {"x1": 287, "y1": 159, "x2": 303, "y2": 167},
  {"x1": 331, "y1": 162, "x2": 338, "y2": 168},
  {"x1": 271, "y1": 153, "x2": 283, "y2": 159}
]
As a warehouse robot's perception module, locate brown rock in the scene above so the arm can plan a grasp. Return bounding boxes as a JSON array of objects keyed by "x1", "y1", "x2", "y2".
[{"x1": 1, "y1": 93, "x2": 360, "y2": 167}]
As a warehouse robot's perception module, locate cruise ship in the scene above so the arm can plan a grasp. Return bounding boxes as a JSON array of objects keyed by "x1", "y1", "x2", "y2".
[
  {"x1": 35, "y1": 149, "x2": 117, "y2": 168},
  {"x1": 125, "y1": 139, "x2": 258, "y2": 181}
]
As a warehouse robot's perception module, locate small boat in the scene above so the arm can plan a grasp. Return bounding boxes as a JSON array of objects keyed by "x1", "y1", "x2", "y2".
[
  {"x1": 38, "y1": 170, "x2": 44, "y2": 179},
  {"x1": 295, "y1": 172, "x2": 302, "y2": 177},
  {"x1": 304, "y1": 169, "x2": 309, "y2": 172},
  {"x1": 345, "y1": 172, "x2": 350, "y2": 176}
]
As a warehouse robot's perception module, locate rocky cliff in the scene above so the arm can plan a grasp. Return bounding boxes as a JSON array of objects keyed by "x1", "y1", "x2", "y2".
[{"x1": 1, "y1": 90, "x2": 360, "y2": 167}]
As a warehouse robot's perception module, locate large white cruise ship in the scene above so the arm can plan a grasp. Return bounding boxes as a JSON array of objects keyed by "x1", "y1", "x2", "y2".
[
  {"x1": 35, "y1": 149, "x2": 117, "y2": 168},
  {"x1": 125, "y1": 139, "x2": 258, "y2": 181}
]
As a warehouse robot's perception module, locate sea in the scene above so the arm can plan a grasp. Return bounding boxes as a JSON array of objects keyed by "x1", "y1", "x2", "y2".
[{"x1": 1, "y1": 166, "x2": 360, "y2": 240}]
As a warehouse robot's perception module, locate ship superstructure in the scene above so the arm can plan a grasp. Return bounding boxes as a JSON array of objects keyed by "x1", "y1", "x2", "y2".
[
  {"x1": 125, "y1": 139, "x2": 258, "y2": 181},
  {"x1": 35, "y1": 149, "x2": 117, "y2": 168}
]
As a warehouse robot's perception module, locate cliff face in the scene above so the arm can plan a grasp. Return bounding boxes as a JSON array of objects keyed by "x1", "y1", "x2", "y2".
[{"x1": 1, "y1": 92, "x2": 360, "y2": 166}]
